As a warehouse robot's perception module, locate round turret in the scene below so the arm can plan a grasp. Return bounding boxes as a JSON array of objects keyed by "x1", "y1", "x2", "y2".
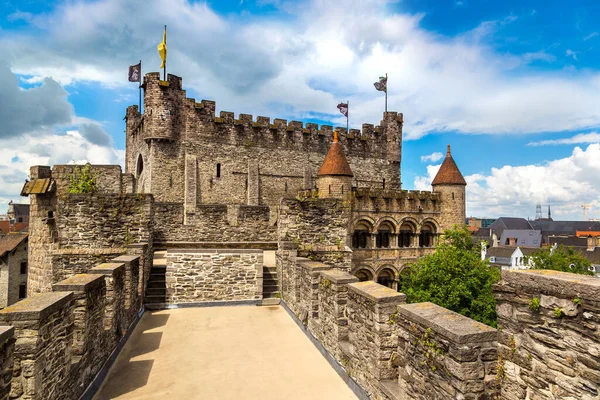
[
  {"x1": 432, "y1": 145, "x2": 466, "y2": 231},
  {"x1": 317, "y1": 131, "x2": 353, "y2": 199}
]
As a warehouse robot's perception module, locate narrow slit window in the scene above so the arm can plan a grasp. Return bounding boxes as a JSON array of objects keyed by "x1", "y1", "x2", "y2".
[
  {"x1": 216, "y1": 163, "x2": 221, "y2": 178},
  {"x1": 452, "y1": 192, "x2": 455, "y2": 200}
]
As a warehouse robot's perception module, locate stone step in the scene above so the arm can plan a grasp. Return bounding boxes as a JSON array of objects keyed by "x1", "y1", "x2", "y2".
[
  {"x1": 145, "y1": 303, "x2": 167, "y2": 310},
  {"x1": 147, "y1": 280, "x2": 166, "y2": 288},
  {"x1": 260, "y1": 298, "x2": 281, "y2": 306},
  {"x1": 150, "y1": 273, "x2": 166, "y2": 280},
  {"x1": 263, "y1": 278, "x2": 278, "y2": 284},
  {"x1": 263, "y1": 284, "x2": 279, "y2": 291},
  {"x1": 146, "y1": 288, "x2": 166, "y2": 295},
  {"x1": 262, "y1": 292, "x2": 281, "y2": 299},
  {"x1": 145, "y1": 294, "x2": 166, "y2": 303},
  {"x1": 263, "y1": 267, "x2": 277, "y2": 274},
  {"x1": 151, "y1": 265, "x2": 166, "y2": 272}
]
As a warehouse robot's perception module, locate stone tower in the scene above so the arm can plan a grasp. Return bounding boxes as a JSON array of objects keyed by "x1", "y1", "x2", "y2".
[
  {"x1": 431, "y1": 145, "x2": 467, "y2": 232},
  {"x1": 317, "y1": 131, "x2": 354, "y2": 199}
]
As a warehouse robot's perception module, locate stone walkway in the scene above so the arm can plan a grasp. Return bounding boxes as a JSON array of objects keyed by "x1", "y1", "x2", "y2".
[{"x1": 94, "y1": 306, "x2": 357, "y2": 400}]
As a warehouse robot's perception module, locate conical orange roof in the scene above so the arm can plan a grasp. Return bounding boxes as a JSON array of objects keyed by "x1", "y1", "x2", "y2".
[
  {"x1": 318, "y1": 131, "x2": 354, "y2": 177},
  {"x1": 431, "y1": 145, "x2": 466, "y2": 186}
]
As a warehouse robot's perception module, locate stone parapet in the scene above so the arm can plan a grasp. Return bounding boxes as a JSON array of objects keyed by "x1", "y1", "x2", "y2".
[
  {"x1": 111, "y1": 255, "x2": 142, "y2": 323},
  {"x1": 52, "y1": 274, "x2": 106, "y2": 397},
  {"x1": 0, "y1": 292, "x2": 74, "y2": 400},
  {"x1": 89, "y1": 263, "x2": 126, "y2": 347},
  {"x1": 0, "y1": 326, "x2": 15, "y2": 400},
  {"x1": 165, "y1": 249, "x2": 263, "y2": 304},
  {"x1": 345, "y1": 281, "x2": 406, "y2": 397},
  {"x1": 494, "y1": 269, "x2": 600, "y2": 400},
  {"x1": 395, "y1": 302, "x2": 498, "y2": 399},
  {"x1": 297, "y1": 259, "x2": 331, "y2": 331}
]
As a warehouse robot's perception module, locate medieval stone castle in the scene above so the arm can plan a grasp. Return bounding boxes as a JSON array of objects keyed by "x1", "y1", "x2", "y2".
[
  {"x1": 124, "y1": 72, "x2": 466, "y2": 288},
  {"x1": 0, "y1": 72, "x2": 597, "y2": 400}
]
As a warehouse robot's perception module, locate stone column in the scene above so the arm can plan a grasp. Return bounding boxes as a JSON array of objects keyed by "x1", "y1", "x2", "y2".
[
  {"x1": 89, "y1": 263, "x2": 125, "y2": 349},
  {"x1": 0, "y1": 326, "x2": 15, "y2": 400},
  {"x1": 111, "y1": 255, "x2": 141, "y2": 327},
  {"x1": 52, "y1": 274, "x2": 106, "y2": 396},
  {"x1": 277, "y1": 242, "x2": 298, "y2": 308},
  {"x1": 0, "y1": 292, "x2": 74, "y2": 400},
  {"x1": 127, "y1": 243, "x2": 150, "y2": 299},
  {"x1": 318, "y1": 269, "x2": 358, "y2": 359},
  {"x1": 247, "y1": 160, "x2": 259, "y2": 206},
  {"x1": 345, "y1": 281, "x2": 406, "y2": 396},
  {"x1": 494, "y1": 270, "x2": 600, "y2": 400},
  {"x1": 395, "y1": 302, "x2": 498, "y2": 400}
]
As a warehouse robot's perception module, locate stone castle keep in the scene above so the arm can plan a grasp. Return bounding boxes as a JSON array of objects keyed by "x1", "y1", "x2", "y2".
[{"x1": 0, "y1": 72, "x2": 598, "y2": 400}]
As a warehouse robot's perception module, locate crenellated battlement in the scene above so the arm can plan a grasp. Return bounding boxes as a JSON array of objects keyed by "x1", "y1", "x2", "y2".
[{"x1": 127, "y1": 72, "x2": 403, "y2": 161}]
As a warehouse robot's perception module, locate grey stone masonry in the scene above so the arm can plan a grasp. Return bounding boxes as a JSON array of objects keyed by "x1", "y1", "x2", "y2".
[
  {"x1": 297, "y1": 259, "x2": 331, "y2": 331},
  {"x1": 111, "y1": 255, "x2": 141, "y2": 325},
  {"x1": 165, "y1": 249, "x2": 263, "y2": 304},
  {"x1": 0, "y1": 292, "x2": 74, "y2": 400},
  {"x1": 89, "y1": 263, "x2": 126, "y2": 348},
  {"x1": 344, "y1": 281, "x2": 406, "y2": 398},
  {"x1": 0, "y1": 326, "x2": 14, "y2": 400},
  {"x1": 494, "y1": 270, "x2": 600, "y2": 400},
  {"x1": 52, "y1": 274, "x2": 106, "y2": 398},
  {"x1": 316, "y1": 269, "x2": 358, "y2": 359},
  {"x1": 395, "y1": 302, "x2": 498, "y2": 400}
]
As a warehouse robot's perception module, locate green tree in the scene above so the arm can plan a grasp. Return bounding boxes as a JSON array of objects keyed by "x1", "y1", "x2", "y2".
[
  {"x1": 527, "y1": 245, "x2": 593, "y2": 275},
  {"x1": 399, "y1": 225, "x2": 501, "y2": 327}
]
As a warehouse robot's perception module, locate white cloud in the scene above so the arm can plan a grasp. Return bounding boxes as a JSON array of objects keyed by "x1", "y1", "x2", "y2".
[
  {"x1": 566, "y1": 49, "x2": 579, "y2": 61},
  {"x1": 420, "y1": 152, "x2": 443, "y2": 162},
  {"x1": 1, "y1": 0, "x2": 600, "y2": 139},
  {"x1": 527, "y1": 132, "x2": 600, "y2": 146},
  {"x1": 415, "y1": 144, "x2": 600, "y2": 219},
  {"x1": 584, "y1": 32, "x2": 598, "y2": 41},
  {"x1": 0, "y1": 129, "x2": 123, "y2": 213}
]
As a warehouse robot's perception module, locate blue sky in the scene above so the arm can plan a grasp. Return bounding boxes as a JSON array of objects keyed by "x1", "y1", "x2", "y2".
[{"x1": 0, "y1": 0, "x2": 599, "y2": 220}]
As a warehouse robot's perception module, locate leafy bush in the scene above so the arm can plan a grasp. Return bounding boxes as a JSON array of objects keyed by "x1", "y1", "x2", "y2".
[
  {"x1": 399, "y1": 225, "x2": 501, "y2": 327},
  {"x1": 67, "y1": 164, "x2": 97, "y2": 194},
  {"x1": 527, "y1": 245, "x2": 593, "y2": 275}
]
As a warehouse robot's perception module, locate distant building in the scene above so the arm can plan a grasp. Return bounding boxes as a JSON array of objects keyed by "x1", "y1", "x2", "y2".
[
  {"x1": 483, "y1": 246, "x2": 537, "y2": 270},
  {"x1": 466, "y1": 217, "x2": 496, "y2": 229},
  {"x1": 7, "y1": 201, "x2": 30, "y2": 224},
  {"x1": 0, "y1": 233, "x2": 29, "y2": 308}
]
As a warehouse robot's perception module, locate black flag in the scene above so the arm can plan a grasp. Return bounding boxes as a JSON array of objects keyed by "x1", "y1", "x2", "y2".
[
  {"x1": 337, "y1": 102, "x2": 348, "y2": 117},
  {"x1": 128, "y1": 63, "x2": 141, "y2": 82}
]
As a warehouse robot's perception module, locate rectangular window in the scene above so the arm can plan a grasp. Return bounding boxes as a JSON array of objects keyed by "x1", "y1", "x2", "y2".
[
  {"x1": 216, "y1": 163, "x2": 221, "y2": 178},
  {"x1": 19, "y1": 284, "x2": 26, "y2": 299},
  {"x1": 20, "y1": 261, "x2": 27, "y2": 274}
]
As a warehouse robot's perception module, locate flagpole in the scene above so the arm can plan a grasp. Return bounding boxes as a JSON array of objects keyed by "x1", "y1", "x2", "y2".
[
  {"x1": 139, "y1": 60, "x2": 142, "y2": 113},
  {"x1": 163, "y1": 25, "x2": 167, "y2": 81},
  {"x1": 385, "y1": 72, "x2": 388, "y2": 113},
  {"x1": 346, "y1": 100, "x2": 349, "y2": 134}
]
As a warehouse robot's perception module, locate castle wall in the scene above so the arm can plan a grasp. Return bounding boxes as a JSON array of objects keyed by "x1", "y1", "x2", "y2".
[
  {"x1": 27, "y1": 165, "x2": 153, "y2": 294},
  {"x1": 494, "y1": 270, "x2": 600, "y2": 399},
  {"x1": 153, "y1": 203, "x2": 276, "y2": 244},
  {"x1": 0, "y1": 254, "x2": 143, "y2": 400},
  {"x1": 125, "y1": 73, "x2": 403, "y2": 207},
  {"x1": 165, "y1": 249, "x2": 263, "y2": 304}
]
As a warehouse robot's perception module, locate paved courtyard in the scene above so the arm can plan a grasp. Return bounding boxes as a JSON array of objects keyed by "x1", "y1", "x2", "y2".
[{"x1": 94, "y1": 306, "x2": 357, "y2": 400}]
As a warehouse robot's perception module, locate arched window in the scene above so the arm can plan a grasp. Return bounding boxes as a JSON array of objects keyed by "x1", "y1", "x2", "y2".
[
  {"x1": 419, "y1": 223, "x2": 436, "y2": 248},
  {"x1": 376, "y1": 222, "x2": 393, "y2": 248},
  {"x1": 399, "y1": 222, "x2": 415, "y2": 248},
  {"x1": 352, "y1": 221, "x2": 371, "y2": 249},
  {"x1": 377, "y1": 268, "x2": 396, "y2": 289},
  {"x1": 355, "y1": 269, "x2": 373, "y2": 282},
  {"x1": 136, "y1": 154, "x2": 144, "y2": 177}
]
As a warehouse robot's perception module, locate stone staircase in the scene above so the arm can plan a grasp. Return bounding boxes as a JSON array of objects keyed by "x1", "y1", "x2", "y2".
[
  {"x1": 262, "y1": 266, "x2": 281, "y2": 305},
  {"x1": 145, "y1": 250, "x2": 167, "y2": 309}
]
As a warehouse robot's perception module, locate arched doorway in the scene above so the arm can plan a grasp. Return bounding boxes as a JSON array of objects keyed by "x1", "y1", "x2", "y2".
[
  {"x1": 376, "y1": 221, "x2": 394, "y2": 248},
  {"x1": 377, "y1": 267, "x2": 396, "y2": 289},
  {"x1": 352, "y1": 221, "x2": 372, "y2": 249},
  {"x1": 419, "y1": 222, "x2": 436, "y2": 248},
  {"x1": 354, "y1": 268, "x2": 373, "y2": 282},
  {"x1": 399, "y1": 221, "x2": 416, "y2": 248}
]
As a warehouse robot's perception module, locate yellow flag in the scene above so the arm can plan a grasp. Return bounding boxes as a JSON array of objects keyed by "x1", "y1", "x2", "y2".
[{"x1": 157, "y1": 27, "x2": 167, "y2": 69}]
